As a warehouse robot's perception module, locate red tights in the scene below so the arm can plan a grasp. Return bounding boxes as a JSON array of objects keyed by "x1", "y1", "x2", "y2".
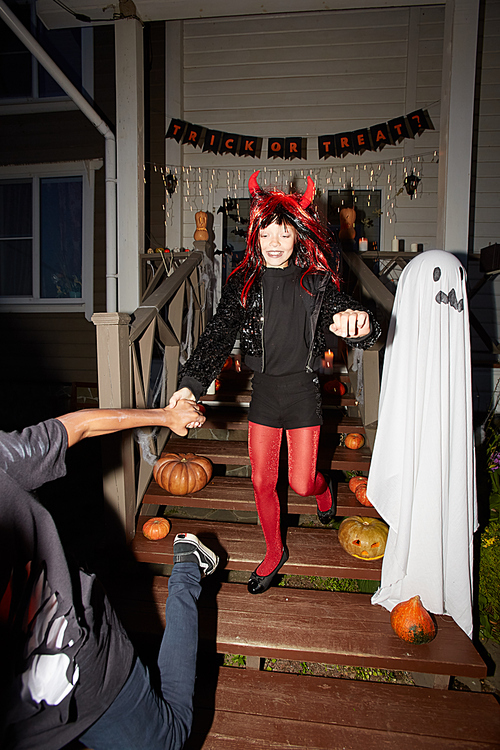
[{"x1": 248, "y1": 422, "x2": 333, "y2": 576}]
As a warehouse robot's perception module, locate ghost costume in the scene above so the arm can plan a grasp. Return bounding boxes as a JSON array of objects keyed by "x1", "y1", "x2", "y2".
[{"x1": 367, "y1": 250, "x2": 477, "y2": 637}]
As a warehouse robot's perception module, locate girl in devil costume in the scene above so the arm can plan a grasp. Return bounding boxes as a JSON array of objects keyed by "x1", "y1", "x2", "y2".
[{"x1": 170, "y1": 171, "x2": 381, "y2": 594}]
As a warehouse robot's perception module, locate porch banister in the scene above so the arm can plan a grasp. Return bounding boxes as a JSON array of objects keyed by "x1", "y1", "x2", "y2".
[{"x1": 92, "y1": 311, "x2": 136, "y2": 541}]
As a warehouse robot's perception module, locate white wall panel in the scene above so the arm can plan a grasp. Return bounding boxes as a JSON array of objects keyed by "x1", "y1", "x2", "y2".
[{"x1": 172, "y1": 6, "x2": 444, "y2": 251}]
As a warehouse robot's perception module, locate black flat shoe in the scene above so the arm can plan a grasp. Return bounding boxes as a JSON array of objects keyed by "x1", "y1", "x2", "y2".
[
  {"x1": 247, "y1": 547, "x2": 289, "y2": 595},
  {"x1": 317, "y1": 473, "x2": 337, "y2": 525}
]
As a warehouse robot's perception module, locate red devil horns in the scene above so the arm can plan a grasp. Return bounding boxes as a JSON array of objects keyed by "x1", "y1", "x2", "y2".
[
  {"x1": 248, "y1": 170, "x2": 315, "y2": 208},
  {"x1": 300, "y1": 176, "x2": 315, "y2": 208},
  {"x1": 248, "y1": 170, "x2": 261, "y2": 197}
]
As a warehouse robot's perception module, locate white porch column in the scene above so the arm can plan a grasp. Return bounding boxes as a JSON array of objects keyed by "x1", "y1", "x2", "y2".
[
  {"x1": 165, "y1": 20, "x2": 184, "y2": 248},
  {"x1": 437, "y1": 0, "x2": 480, "y2": 260},
  {"x1": 115, "y1": 17, "x2": 144, "y2": 313}
]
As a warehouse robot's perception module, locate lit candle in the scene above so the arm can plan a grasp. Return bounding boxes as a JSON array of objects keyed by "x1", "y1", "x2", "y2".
[
  {"x1": 358, "y1": 237, "x2": 368, "y2": 253},
  {"x1": 323, "y1": 350, "x2": 334, "y2": 371},
  {"x1": 391, "y1": 236, "x2": 399, "y2": 252}
]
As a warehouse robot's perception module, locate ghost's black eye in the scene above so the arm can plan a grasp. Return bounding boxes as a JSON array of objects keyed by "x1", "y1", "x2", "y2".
[
  {"x1": 433, "y1": 267, "x2": 441, "y2": 281},
  {"x1": 460, "y1": 267, "x2": 464, "y2": 280}
]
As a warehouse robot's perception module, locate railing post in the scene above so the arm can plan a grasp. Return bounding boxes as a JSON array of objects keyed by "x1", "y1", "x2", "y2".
[{"x1": 92, "y1": 312, "x2": 136, "y2": 543}]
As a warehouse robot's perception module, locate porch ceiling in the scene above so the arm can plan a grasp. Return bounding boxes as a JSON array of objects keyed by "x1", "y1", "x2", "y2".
[{"x1": 37, "y1": 0, "x2": 443, "y2": 29}]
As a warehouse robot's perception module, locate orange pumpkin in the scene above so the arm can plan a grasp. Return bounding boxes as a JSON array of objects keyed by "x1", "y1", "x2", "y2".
[
  {"x1": 344, "y1": 433, "x2": 365, "y2": 450},
  {"x1": 323, "y1": 379, "x2": 346, "y2": 396},
  {"x1": 355, "y1": 483, "x2": 373, "y2": 507},
  {"x1": 338, "y1": 516, "x2": 388, "y2": 560},
  {"x1": 142, "y1": 517, "x2": 171, "y2": 540},
  {"x1": 390, "y1": 596, "x2": 437, "y2": 644},
  {"x1": 154, "y1": 453, "x2": 213, "y2": 495},
  {"x1": 348, "y1": 476, "x2": 367, "y2": 493}
]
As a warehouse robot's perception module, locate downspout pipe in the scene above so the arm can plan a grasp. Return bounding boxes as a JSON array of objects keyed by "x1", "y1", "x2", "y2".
[{"x1": 0, "y1": 0, "x2": 118, "y2": 312}]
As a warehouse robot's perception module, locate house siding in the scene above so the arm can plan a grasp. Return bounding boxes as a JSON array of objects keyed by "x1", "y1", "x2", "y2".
[
  {"x1": 0, "y1": 26, "x2": 115, "y2": 404},
  {"x1": 176, "y1": 6, "x2": 442, "y2": 251}
]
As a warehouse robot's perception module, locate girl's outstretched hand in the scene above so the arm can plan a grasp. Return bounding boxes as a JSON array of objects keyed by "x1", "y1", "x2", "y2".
[{"x1": 330, "y1": 309, "x2": 371, "y2": 339}]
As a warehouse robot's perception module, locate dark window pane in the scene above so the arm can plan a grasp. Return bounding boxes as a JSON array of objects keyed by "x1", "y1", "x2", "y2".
[
  {"x1": 222, "y1": 197, "x2": 250, "y2": 284},
  {"x1": 0, "y1": 239, "x2": 32, "y2": 295},
  {"x1": 0, "y1": 181, "x2": 32, "y2": 238},
  {"x1": 0, "y1": 2, "x2": 32, "y2": 98},
  {"x1": 40, "y1": 177, "x2": 83, "y2": 298},
  {"x1": 38, "y1": 25, "x2": 82, "y2": 98}
]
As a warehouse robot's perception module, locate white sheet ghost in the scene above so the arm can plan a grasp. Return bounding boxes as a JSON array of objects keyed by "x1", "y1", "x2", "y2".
[{"x1": 367, "y1": 250, "x2": 478, "y2": 637}]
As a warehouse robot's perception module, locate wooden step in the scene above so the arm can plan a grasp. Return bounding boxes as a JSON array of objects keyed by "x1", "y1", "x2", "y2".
[
  {"x1": 185, "y1": 667, "x2": 500, "y2": 750},
  {"x1": 133, "y1": 516, "x2": 383, "y2": 579},
  {"x1": 143, "y1": 476, "x2": 379, "y2": 518},
  {"x1": 201, "y1": 404, "x2": 366, "y2": 434},
  {"x1": 115, "y1": 577, "x2": 487, "y2": 681},
  {"x1": 166, "y1": 436, "x2": 371, "y2": 472}
]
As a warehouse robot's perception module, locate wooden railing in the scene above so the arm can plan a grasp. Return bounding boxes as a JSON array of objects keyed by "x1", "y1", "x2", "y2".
[
  {"x1": 341, "y1": 249, "x2": 395, "y2": 450},
  {"x1": 92, "y1": 247, "x2": 210, "y2": 541}
]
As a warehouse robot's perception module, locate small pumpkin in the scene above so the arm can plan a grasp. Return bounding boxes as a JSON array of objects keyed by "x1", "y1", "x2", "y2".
[
  {"x1": 323, "y1": 379, "x2": 346, "y2": 396},
  {"x1": 154, "y1": 452, "x2": 213, "y2": 495},
  {"x1": 338, "y1": 516, "x2": 388, "y2": 560},
  {"x1": 355, "y1": 483, "x2": 373, "y2": 507},
  {"x1": 390, "y1": 595, "x2": 437, "y2": 644},
  {"x1": 348, "y1": 476, "x2": 367, "y2": 493},
  {"x1": 142, "y1": 517, "x2": 171, "y2": 540},
  {"x1": 344, "y1": 433, "x2": 365, "y2": 450}
]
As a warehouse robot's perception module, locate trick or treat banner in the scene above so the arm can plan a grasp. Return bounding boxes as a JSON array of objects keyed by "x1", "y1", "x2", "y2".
[{"x1": 166, "y1": 109, "x2": 434, "y2": 161}]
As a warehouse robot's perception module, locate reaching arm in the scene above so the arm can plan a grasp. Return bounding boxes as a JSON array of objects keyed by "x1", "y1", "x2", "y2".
[{"x1": 56, "y1": 400, "x2": 205, "y2": 448}]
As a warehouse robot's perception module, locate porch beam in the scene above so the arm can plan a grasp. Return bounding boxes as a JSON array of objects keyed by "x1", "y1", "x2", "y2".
[
  {"x1": 115, "y1": 17, "x2": 145, "y2": 313},
  {"x1": 165, "y1": 20, "x2": 184, "y2": 248},
  {"x1": 437, "y1": 0, "x2": 480, "y2": 260}
]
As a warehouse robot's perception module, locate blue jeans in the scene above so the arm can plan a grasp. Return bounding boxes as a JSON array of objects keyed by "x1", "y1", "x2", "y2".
[{"x1": 79, "y1": 563, "x2": 202, "y2": 750}]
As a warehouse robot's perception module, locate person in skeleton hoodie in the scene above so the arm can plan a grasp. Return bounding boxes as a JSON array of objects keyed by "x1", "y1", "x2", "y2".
[{"x1": 170, "y1": 171, "x2": 381, "y2": 594}]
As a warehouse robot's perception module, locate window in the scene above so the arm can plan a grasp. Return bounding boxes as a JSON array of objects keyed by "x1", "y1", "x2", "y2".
[
  {"x1": 0, "y1": 0, "x2": 93, "y2": 106},
  {"x1": 221, "y1": 197, "x2": 250, "y2": 284},
  {"x1": 327, "y1": 189, "x2": 382, "y2": 252},
  {"x1": 0, "y1": 161, "x2": 101, "y2": 317}
]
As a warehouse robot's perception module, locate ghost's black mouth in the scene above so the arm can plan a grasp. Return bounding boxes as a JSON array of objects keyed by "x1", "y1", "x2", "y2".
[{"x1": 435, "y1": 288, "x2": 464, "y2": 312}]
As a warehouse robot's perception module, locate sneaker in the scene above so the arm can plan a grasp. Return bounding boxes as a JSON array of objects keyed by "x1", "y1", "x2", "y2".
[{"x1": 173, "y1": 533, "x2": 219, "y2": 576}]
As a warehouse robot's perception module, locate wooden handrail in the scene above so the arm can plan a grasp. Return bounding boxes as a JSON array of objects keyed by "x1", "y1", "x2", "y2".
[
  {"x1": 341, "y1": 249, "x2": 395, "y2": 315},
  {"x1": 130, "y1": 251, "x2": 203, "y2": 343},
  {"x1": 94, "y1": 247, "x2": 209, "y2": 540}
]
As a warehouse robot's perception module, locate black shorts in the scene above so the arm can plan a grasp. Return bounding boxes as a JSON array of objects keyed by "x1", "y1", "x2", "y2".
[{"x1": 248, "y1": 371, "x2": 323, "y2": 430}]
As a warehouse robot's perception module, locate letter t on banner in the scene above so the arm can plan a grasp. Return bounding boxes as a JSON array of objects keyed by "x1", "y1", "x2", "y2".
[
  {"x1": 318, "y1": 135, "x2": 336, "y2": 159},
  {"x1": 165, "y1": 118, "x2": 187, "y2": 142}
]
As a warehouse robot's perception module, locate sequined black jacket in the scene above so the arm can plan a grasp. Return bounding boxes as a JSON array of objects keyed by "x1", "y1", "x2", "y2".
[{"x1": 179, "y1": 268, "x2": 381, "y2": 400}]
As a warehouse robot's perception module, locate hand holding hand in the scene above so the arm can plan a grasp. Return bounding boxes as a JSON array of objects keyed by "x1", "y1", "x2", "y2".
[
  {"x1": 330, "y1": 309, "x2": 371, "y2": 339},
  {"x1": 164, "y1": 397, "x2": 205, "y2": 435}
]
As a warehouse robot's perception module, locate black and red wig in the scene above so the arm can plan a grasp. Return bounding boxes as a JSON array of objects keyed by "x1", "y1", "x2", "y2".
[{"x1": 230, "y1": 171, "x2": 340, "y2": 305}]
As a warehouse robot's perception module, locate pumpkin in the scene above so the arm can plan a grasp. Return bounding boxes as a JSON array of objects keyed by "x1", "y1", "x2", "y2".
[
  {"x1": 323, "y1": 379, "x2": 346, "y2": 396},
  {"x1": 355, "y1": 483, "x2": 373, "y2": 507},
  {"x1": 390, "y1": 595, "x2": 437, "y2": 644},
  {"x1": 154, "y1": 452, "x2": 213, "y2": 495},
  {"x1": 338, "y1": 516, "x2": 388, "y2": 560},
  {"x1": 348, "y1": 476, "x2": 367, "y2": 493},
  {"x1": 142, "y1": 517, "x2": 171, "y2": 540},
  {"x1": 339, "y1": 207, "x2": 356, "y2": 242},
  {"x1": 344, "y1": 433, "x2": 365, "y2": 450}
]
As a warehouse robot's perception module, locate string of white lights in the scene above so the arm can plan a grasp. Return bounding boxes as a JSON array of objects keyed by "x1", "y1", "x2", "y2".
[{"x1": 145, "y1": 150, "x2": 439, "y2": 229}]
